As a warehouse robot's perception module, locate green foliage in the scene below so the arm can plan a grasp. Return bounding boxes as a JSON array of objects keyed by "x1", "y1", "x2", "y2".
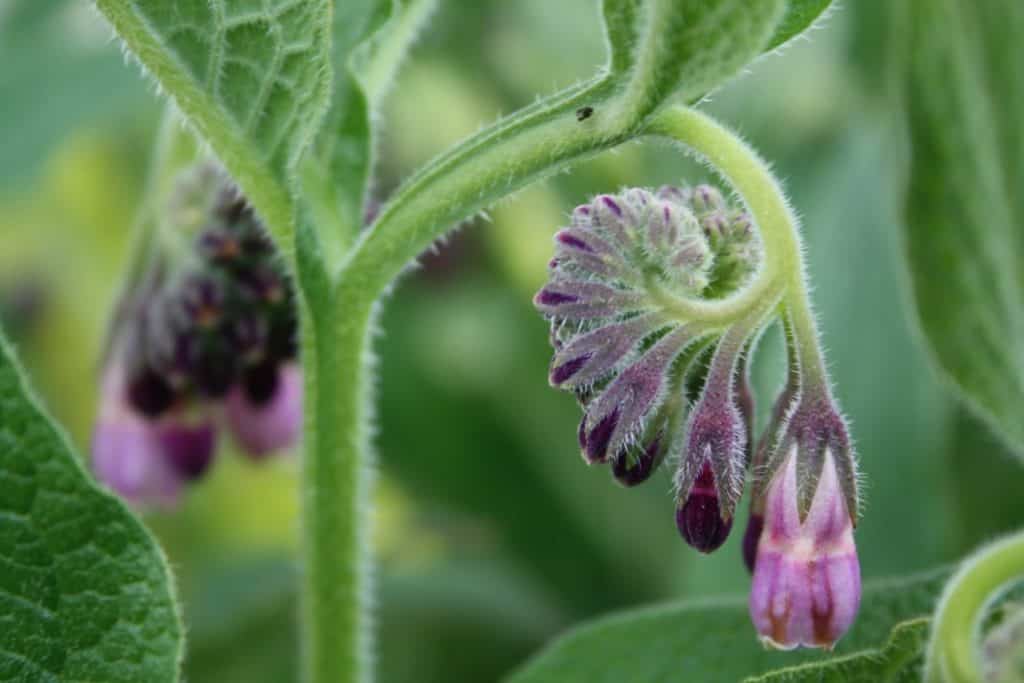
[
  {"x1": 601, "y1": 0, "x2": 786, "y2": 117},
  {"x1": 748, "y1": 619, "x2": 929, "y2": 683},
  {"x1": 303, "y1": 0, "x2": 436, "y2": 245},
  {"x1": 895, "y1": 0, "x2": 1024, "y2": 456},
  {"x1": 0, "y1": 332, "x2": 181, "y2": 682},
  {"x1": 508, "y1": 569, "x2": 949, "y2": 683},
  {"x1": 767, "y1": 0, "x2": 833, "y2": 50},
  {"x1": 94, "y1": 0, "x2": 334, "y2": 244}
]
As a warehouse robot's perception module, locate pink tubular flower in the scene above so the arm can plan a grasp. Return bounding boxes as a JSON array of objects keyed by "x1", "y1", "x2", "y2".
[
  {"x1": 749, "y1": 447, "x2": 861, "y2": 650},
  {"x1": 226, "y1": 363, "x2": 302, "y2": 457},
  {"x1": 92, "y1": 366, "x2": 216, "y2": 506}
]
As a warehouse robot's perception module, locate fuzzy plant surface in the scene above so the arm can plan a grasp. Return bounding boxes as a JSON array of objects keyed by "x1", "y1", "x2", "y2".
[{"x1": 0, "y1": 1, "x2": 1022, "y2": 682}]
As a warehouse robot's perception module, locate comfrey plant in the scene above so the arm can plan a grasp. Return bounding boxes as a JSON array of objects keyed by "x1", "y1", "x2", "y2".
[
  {"x1": 535, "y1": 180, "x2": 860, "y2": 647},
  {"x1": 93, "y1": 0, "x2": 854, "y2": 678},
  {"x1": 0, "y1": 1, "x2": 1019, "y2": 683}
]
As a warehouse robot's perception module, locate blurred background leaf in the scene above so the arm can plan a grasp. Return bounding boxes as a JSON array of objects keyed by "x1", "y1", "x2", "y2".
[
  {"x1": 2, "y1": 1, "x2": 1023, "y2": 681},
  {"x1": 894, "y1": 0, "x2": 1024, "y2": 457}
]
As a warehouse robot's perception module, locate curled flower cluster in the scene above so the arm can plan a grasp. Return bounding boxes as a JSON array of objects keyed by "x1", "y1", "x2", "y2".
[
  {"x1": 534, "y1": 185, "x2": 861, "y2": 650},
  {"x1": 92, "y1": 166, "x2": 301, "y2": 506}
]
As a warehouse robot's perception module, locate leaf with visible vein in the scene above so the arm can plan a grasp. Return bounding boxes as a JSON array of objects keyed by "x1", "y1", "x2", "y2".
[
  {"x1": 303, "y1": 0, "x2": 437, "y2": 239},
  {"x1": 94, "y1": 0, "x2": 333, "y2": 242},
  {"x1": 507, "y1": 568, "x2": 949, "y2": 683},
  {"x1": 746, "y1": 619, "x2": 929, "y2": 683},
  {"x1": 0, "y1": 330, "x2": 182, "y2": 682},
  {"x1": 896, "y1": 0, "x2": 1024, "y2": 457}
]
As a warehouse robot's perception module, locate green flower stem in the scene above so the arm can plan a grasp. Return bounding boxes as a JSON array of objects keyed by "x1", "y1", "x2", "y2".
[
  {"x1": 926, "y1": 530, "x2": 1024, "y2": 683},
  {"x1": 645, "y1": 106, "x2": 797, "y2": 324},
  {"x1": 784, "y1": 288, "x2": 831, "y2": 395}
]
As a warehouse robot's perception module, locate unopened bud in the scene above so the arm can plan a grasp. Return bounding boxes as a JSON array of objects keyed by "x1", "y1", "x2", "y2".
[{"x1": 676, "y1": 460, "x2": 733, "y2": 552}]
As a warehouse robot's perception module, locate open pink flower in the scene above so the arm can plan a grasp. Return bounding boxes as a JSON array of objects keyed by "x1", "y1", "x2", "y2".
[{"x1": 749, "y1": 447, "x2": 860, "y2": 650}]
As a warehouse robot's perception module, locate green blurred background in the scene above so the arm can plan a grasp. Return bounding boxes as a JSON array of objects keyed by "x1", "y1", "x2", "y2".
[{"x1": 2, "y1": 1, "x2": 1022, "y2": 681}]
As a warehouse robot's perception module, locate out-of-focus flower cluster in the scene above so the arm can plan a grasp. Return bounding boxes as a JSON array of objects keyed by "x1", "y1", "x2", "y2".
[
  {"x1": 92, "y1": 165, "x2": 301, "y2": 506},
  {"x1": 534, "y1": 184, "x2": 861, "y2": 650}
]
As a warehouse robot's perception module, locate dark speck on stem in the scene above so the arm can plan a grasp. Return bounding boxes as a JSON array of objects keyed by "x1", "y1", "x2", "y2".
[{"x1": 576, "y1": 106, "x2": 594, "y2": 121}]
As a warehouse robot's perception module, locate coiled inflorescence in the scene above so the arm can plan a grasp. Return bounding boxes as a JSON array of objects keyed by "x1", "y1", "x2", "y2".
[
  {"x1": 534, "y1": 184, "x2": 759, "y2": 524},
  {"x1": 534, "y1": 184, "x2": 862, "y2": 650}
]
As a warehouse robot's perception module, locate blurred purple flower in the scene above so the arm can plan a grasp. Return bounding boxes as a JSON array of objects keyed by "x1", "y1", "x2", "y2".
[
  {"x1": 92, "y1": 366, "x2": 216, "y2": 506},
  {"x1": 226, "y1": 363, "x2": 302, "y2": 457}
]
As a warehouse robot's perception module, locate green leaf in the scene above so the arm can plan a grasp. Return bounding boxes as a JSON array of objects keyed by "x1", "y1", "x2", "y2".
[
  {"x1": 895, "y1": 0, "x2": 1024, "y2": 456},
  {"x1": 303, "y1": 0, "x2": 436, "y2": 246},
  {"x1": 747, "y1": 619, "x2": 929, "y2": 683},
  {"x1": 94, "y1": 0, "x2": 333, "y2": 243},
  {"x1": 600, "y1": 0, "x2": 787, "y2": 116},
  {"x1": 0, "y1": 331, "x2": 182, "y2": 682},
  {"x1": 507, "y1": 568, "x2": 950, "y2": 683},
  {"x1": 766, "y1": 0, "x2": 832, "y2": 50},
  {"x1": 599, "y1": 0, "x2": 833, "y2": 114}
]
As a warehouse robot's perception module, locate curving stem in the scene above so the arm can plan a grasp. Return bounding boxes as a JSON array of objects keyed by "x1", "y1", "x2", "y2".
[{"x1": 925, "y1": 530, "x2": 1024, "y2": 683}]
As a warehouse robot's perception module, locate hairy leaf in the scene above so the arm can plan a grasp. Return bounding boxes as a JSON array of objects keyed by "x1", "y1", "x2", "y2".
[
  {"x1": 766, "y1": 0, "x2": 832, "y2": 50},
  {"x1": 95, "y1": 0, "x2": 333, "y2": 241},
  {"x1": 600, "y1": 0, "x2": 831, "y2": 115},
  {"x1": 896, "y1": 0, "x2": 1024, "y2": 456},
  {"x1": 0, "y1": 332, "x2": 182, "y2": 682},
  {"x1": 601, "y1": 0, "x2": 786, "y2": 116},
  {"x1": 304, "y1": 0, "x2": 436, "y2": 241},
  {"x1": 747, "y1": 619, "x2": 929, "y2": 682},
  {"x1": 508, "y1": 569, "x2": 949, "y2": 683}
]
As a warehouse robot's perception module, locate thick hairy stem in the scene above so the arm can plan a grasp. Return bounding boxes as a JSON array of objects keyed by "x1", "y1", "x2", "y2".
[
  {"x1": 925, "y1": 530, "x2": 1024, "y2": 683},
  {"x1": 299, "y1": 284, "x2": 375, "y2": 683}
]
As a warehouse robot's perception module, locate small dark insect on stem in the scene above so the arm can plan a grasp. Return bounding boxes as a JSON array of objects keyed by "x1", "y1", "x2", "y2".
[{"x1": 576, "y1": 106, "x2": 594, "y2": 121}]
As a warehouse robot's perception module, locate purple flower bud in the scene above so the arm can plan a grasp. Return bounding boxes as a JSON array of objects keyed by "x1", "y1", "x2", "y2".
[
  {"x1": 676, "y1": 394, "x2": 745, "y2": 546},
  {"x1": 674, "y1": 324, "x2": 753, "y2": 552},
  {"x1": 676, "y1": 460, "x2": 733, "y2": 552},
  {"x1": 749, "y1": 449, "x2": 860, "y2": 650},
  {"x1": 580, "y1": 326, "x2": 696, "y2": 462},
  {"x1": 548, "y1": 313, "x2": 657, "y2": 388},
  {"x1": 691, "y1": 184, "x2": 725, "y2": 214},
  {"x1": 612, "y1": 432, "x2": 663, "y2": 486},
  {"x1": 226, "y1": 363, "x2": 302, "y2": 458}
]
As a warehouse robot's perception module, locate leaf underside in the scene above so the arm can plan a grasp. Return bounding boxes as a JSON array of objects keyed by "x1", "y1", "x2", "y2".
[
  {"x1": 897, "y1": 0, "x2": 1024, "y2": 457},
  {"x1": 0, "y1": 332, "x2": 182, "y2": 682}
]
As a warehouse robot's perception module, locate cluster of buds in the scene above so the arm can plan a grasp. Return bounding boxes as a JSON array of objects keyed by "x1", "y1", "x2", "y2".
[
  {"x1": 534, "y1": 185, "x2": 861, "y2": 649},
  {"x1": 92, "y1": 165, "x2": 301, "y2": 506}
]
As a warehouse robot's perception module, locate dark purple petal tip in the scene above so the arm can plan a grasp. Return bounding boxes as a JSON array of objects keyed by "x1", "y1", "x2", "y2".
[
  {"x1": 612, "y1": 436, "x2": 660, "y2": 487},
  {"x1": 550, "y1": 354, "x2": 591, "y2": 385},
  {"x1": 599, "y1": 195, "x2": 623, "y2": 217},
  {"x1": 535, "y1": 288, "x2": 578, "y2": 306},
  {"x1": 677, "y1": 462, "x2": 732, "y2": 553},
  {"x1": 581, "y1": 409, "x2": 619, "y2": 463},
  {"x1": 556, "y1": 231, "x2": 592, "y2": 252}
]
